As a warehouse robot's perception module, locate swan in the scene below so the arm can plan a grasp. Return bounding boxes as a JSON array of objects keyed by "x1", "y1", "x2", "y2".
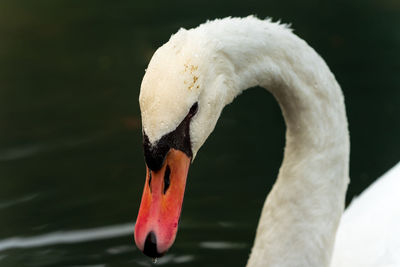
[{"x1": 133, "y1": 16, "x2": 400, "y2": 266}]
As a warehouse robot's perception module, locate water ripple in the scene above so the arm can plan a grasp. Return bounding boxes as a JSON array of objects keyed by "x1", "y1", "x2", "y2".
[
  {"x1": 135, "y1": 254, "x2": 194, "y2": 266},
  {"x1": 0, "y1": 223, "x2": 134, "y2": 252},
  {"x1": 0, "y1": 193, "x2": 38, "y2": 209},
  {"x1": 199, "y1": 241, "x2": 247, "y2": 250},
  {"x1": 0, "y1": 133, "x2": 107, "y2": 161},
  {"x1": 69, "y1": 265, "x2": 106, "y2": 267},
  {"x1": 106, "y1": 245, "x2": 134, "y2": 255}
]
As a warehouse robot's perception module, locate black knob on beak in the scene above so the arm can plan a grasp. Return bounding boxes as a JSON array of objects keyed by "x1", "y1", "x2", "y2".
[{"x1": 143, "y1": 231, "x2": 164, "y2": 258}]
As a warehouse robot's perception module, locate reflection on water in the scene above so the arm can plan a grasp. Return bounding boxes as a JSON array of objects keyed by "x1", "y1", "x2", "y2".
[
  {"x1": 152, "y1": 254, "x2": 194, "y2": 265},
  {"x1": 0, "y1": 144, "x2": 45, "y2": 161},
  {"x1": 199, "y1": 241, "x2": 247, "y2": 250},
  {"x1": 106, "y1": 245, "x2": 134, "y2": 255},
  {"x1": 68, "y1": 265, "x2": 105, "y2": 267},
  {"x1": 0, "y1": 0, "x2": 399, "y2": 266},
  {"x1": 135, "y1": 254, "x2": 195, "y2": 266},
  {"x1": 0, "y1": 133, "x2": 109, "y2": 162},
  {"x1": 0, "y1": 223, "x2": 133, "y2": 252},
  {"x1": 0, "y1": 194, "x2": 38, "y2": 210}
]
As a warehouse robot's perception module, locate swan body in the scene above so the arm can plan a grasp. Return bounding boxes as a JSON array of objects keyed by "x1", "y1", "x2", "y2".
[
  {"x1": 331, "y1": 161, "x2": 400, "y2": 267},
  {"x1": 134, "y1": 16, "x2": 400, "y2": 267}
]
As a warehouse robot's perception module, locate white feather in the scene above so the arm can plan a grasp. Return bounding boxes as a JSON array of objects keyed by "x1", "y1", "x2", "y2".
[{"x1": 331, "y1": 162, "x2": 400, "y2": 267}]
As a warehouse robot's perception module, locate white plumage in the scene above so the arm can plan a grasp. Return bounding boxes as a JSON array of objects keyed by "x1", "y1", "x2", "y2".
[
  {"x1": 139, "y1": 16, "x2": 400, "y2": 267},
  {"x1": 332, "y1": 162, "x2": 400, "y2": 267}
]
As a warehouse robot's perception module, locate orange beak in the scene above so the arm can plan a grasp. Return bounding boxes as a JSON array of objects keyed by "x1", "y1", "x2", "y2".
[{"x1": 134, "y1": 149, "x2": 191, "y2": 257}]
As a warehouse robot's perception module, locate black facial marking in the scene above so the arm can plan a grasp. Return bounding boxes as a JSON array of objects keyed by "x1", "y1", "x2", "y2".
[
  {"x1": 163, "y1": 165, "x2": 171, "y2": 194},
  {"x1": 143, "y1": 102, "x2": 198, "y2": 171},
  {"x1": 188, "y1": 102, "x2": 198, "y2": 116}
]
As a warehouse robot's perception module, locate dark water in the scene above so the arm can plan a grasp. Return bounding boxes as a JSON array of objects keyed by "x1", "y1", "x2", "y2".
[{"x1": 0, "y1": 0, "x2": 399, "y2": 266}]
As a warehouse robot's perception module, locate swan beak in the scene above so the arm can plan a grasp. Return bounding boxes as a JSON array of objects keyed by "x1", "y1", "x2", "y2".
[{"x1": 134, "y1": 149, "x2": 191, "y2": 258}]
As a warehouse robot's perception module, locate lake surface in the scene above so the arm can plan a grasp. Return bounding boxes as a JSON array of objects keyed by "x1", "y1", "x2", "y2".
[{"x1": 0, "y1": 0, "x2": 399, "y2": 266}]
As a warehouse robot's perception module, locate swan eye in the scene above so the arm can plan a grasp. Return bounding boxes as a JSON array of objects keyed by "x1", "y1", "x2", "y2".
[
  {"x1": 188, "y1": 102, "x2": 198, "y2": 118},
  {"x1": 164, "y1": 165, "x2": 171, "y2": 194}
]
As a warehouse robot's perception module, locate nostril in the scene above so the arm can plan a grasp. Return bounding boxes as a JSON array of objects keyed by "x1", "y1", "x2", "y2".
[
  {"x1": 164, "y1": 165, "x2": 171, "y2": 194},
  {"x1": 143, "y1": 231, "x2": 164, "y2": 258},
  {"x1": 148, "y1": 170, "x2": 152, "y2": 193}
]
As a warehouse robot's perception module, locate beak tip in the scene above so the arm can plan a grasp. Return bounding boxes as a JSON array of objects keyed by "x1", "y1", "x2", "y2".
[{"x1": 142, "y1": 231, "x2": 165, "y2": 258}]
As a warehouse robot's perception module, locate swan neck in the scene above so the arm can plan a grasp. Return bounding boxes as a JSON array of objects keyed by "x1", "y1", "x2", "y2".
[{"x1": 206, "y1": 20, "x2": 350, "y2": 267}]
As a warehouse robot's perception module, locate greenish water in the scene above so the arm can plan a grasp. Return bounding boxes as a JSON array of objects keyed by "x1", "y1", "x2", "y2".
[{"x1": 0, "y1": 0, "x2": 399, "y2": 266}]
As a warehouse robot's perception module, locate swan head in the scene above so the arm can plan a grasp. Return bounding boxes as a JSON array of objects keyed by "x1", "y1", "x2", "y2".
[{"x1": 134, "y1": 28, "x2": 230, "y2": 257}]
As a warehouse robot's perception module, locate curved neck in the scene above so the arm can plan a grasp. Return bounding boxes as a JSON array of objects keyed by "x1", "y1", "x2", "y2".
[{"x1": 203, "y1": 18, "x2": 350, "y2": 267}]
